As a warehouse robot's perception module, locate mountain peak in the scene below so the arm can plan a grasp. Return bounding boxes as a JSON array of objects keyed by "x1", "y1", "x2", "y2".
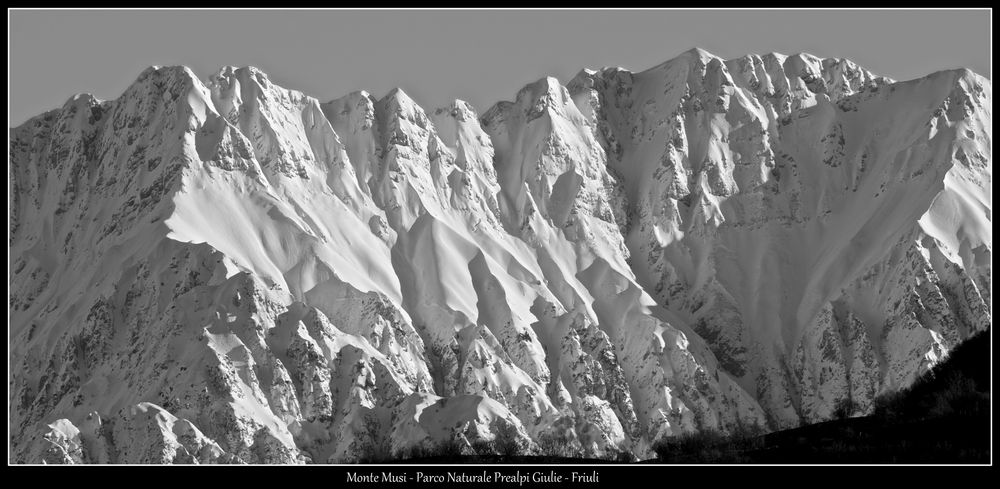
[
  {"x1": 377, "y1": 87, "x2": 427, "y2": 121},
  {"x1": 682, "y1": 46, "x2": 718, "y2": 60},
  {"x1": 434, "y1": 99, "x2": 478, "y2": 122},
  {"x1": 63, "y1": 92, "x2": 100, "y2": 108},
  {"x1": 382, "y1": 86, "x2": 414, "y2": 103},
  {"x1": 136, "y1": 64, "x2": 199, "y2": 82},
  {"x1": 519, "y1": 75, "x2": 562, "y2": 95}
]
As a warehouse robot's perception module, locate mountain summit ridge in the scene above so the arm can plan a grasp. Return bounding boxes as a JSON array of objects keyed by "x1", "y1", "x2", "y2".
[{"x1": 24, "y1": 47, "x2": 952, "y2": 131}]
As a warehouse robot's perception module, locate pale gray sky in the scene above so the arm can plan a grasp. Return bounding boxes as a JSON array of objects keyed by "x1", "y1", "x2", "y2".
[{"x1": 8, "y1": 9, "x2": 992, "y2": 126}]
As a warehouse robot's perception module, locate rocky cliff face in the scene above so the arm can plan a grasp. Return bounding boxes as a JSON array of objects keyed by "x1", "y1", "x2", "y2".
[
  {"x1": 567, "y1": 49, "x2": 991, "y2": 428},
  {"x1": 8, "y1": 49, "x2": 991, "y2": 463}
]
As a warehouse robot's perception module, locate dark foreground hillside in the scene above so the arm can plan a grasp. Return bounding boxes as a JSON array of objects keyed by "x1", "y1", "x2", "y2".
[
  {"x1": 652, "y1": 329, "x2": 991, "y2": 464},
  {"x1": 372, "y1": 330, "x2": 989, "y2": 464}
]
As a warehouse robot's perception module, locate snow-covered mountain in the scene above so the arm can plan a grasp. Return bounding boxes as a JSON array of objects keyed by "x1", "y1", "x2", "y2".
[{"x1": 9, "y1": 48, "x2": 991, "y2": 463}]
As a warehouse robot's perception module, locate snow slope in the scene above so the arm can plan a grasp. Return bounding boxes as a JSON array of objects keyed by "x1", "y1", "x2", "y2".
[{"x1": 8, "y1": 50, "x2": 991, "y2": 463}]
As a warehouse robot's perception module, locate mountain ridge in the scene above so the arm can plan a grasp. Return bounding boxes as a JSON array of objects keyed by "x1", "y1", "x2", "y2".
[
  {"x1": 9, "y1": 48, "x2": 991, "y2": 463},
  {"x1": 28, "y1": 46, "x2": 995, "y2": 134}
]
